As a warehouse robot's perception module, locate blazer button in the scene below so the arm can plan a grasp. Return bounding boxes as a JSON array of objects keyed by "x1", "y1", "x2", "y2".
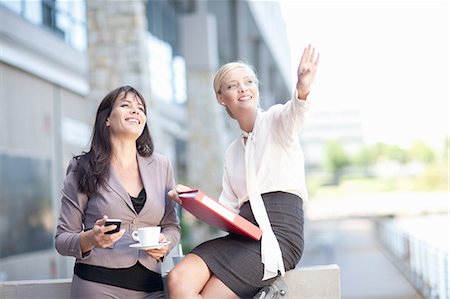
[{"x1": 132, "y1": 218, "x2": 139, "y2": 225}]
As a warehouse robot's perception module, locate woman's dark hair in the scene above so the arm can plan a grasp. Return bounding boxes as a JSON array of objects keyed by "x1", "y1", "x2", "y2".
[{"x1": 74, "y1": 85, "x2": 154, "y2": 196}]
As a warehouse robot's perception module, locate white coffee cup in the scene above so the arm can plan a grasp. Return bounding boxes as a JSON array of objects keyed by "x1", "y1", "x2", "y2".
[{"x1": 132, "y1": 226, "x2": 161, "y2": 246}]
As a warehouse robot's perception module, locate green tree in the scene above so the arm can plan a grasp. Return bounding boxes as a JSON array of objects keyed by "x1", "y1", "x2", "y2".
[
  {"x1": 353, "y1": 147, "x2": 376, "y2": 176},
  {"x1": 325, "y1": 140, "x2": 350, "y2": 184},
  {"x1": 408, "y1": 141, "x2": 436, "y2": 163}
]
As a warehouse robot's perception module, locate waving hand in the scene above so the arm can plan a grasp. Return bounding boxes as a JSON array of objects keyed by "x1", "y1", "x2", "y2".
[{"x1": 296, "y1": 45, "x2": 320, "y2": 100}]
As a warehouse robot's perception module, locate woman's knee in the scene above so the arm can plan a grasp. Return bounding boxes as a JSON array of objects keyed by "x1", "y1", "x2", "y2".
[
  {"x1": 166, "y1": 264, "x2": 184, "y2": 290},
  {"x1": 167, "y1": 257, "x2": 196, "y2": 291},
  {"x1": 167, "y1": 254, "x2": 211, "y2": 294}
]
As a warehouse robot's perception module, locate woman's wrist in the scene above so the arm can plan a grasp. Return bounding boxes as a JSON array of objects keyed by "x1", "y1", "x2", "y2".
[
  {"x1": 80, "y1": 230, "x2": 95, "y2": 253},
  {"x1": 296, "y1": 88, "x2": 310, "y2": 101}
]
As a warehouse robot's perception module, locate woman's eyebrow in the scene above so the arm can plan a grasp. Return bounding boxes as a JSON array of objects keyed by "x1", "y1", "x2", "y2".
[
  {"x1": 225, "y1": 76, "x2": 252, "y2": 84},
  {"x1": 119, "y1": 98, "x2": 144, "y2": 106},
  {"x1": 225, "y1": 79, "x2": 238, "y2": 84},
  {"x1": 118, "y1": 98, "x2": 130, "y2": 103}
]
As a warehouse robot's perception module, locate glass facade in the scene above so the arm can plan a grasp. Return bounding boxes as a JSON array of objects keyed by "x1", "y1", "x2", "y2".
[
  {"x1": 146, "y1": 0, "x2": 187, "y2": 104},
  {"x1": 0, "y1": 154, "x2": 53, "y2": 259},
  {"x1": 0, "y1": 0, "x2": 87, "y2": 51},
  {"x1": 147, "y1": 0, "x2": 180, "y2": 56}
]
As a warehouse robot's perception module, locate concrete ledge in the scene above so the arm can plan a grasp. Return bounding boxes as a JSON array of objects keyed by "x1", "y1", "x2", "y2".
[
  {"x1": 0, "y1": 278, "x2": 72, "y2": 299},
  {"x1": 273, "y1": 264, "x2": 341, "y2": 298},
  {"x1": 0, "y1": 265, "x2": 340, "y2": 299}
]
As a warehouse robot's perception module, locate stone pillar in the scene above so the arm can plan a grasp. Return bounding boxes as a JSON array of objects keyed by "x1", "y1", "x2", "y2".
[
  {"x1": 179, "y1": 11, "x2": 227, "y2": 198},
  {"x1": 86, "y1": 1, "x2": 152, "y2": 113}
]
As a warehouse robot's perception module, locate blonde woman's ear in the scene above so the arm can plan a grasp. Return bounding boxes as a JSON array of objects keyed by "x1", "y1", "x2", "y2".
[{"x1": 216, "y1": 93, "x2": 225, "y2": 106}]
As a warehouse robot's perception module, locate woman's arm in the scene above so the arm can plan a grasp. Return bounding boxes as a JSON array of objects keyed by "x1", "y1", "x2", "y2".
[
  {"x1": 218, "y1": 163, "x2": 240, "y2": 213},
  {"x1": 55, "y1": 160, "x2": 90, "y2": 259},
  {"x1": 269, "y1": 45, "x2": 319, "y2": 142},
  {"x1": 159, "y1": 159, "x2": 181, "y2": 252},
  {"x1": 55, "y1": 160, "x2": 124, "y2": 259}
]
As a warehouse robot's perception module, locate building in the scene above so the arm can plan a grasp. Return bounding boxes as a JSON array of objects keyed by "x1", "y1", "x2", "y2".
[{"x1": 0, "y1": 0, "x2": 292, "y2": 281}]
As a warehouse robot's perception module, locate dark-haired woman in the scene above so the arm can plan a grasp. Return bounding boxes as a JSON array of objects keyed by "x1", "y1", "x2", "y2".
[{"x1": 55, "y1": 86, "x2": 180, "y2": 299}]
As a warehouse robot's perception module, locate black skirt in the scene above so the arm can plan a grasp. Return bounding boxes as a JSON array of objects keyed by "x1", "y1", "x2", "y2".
[{"x1": 191, "y1": 191, "x2": 304, "y2": 298}]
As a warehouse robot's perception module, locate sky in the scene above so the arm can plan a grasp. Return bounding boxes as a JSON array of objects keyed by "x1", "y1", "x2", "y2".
[{"x1": 279, "y1": 0, "x2": 448, "y2": 149}]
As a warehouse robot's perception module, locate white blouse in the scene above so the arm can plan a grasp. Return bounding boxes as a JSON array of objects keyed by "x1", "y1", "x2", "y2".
[
  {"x1": 218, "y1": 96, "x2": 310, "y2": 280},
  {"x1": 219, "y1": 97, "x2": 310, "y2": 213}
]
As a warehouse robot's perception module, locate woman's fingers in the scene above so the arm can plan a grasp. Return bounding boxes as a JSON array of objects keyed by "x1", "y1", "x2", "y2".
[
  {"x1": 299, "y1": 44, "x2": 310, "y2": 69},
  {"x1": 168, "y1": 188, "x2": 182, "y2": 204},
  {"x1": 298, "y1": 45, "x2": 319, "y2": 75},
  {"x1": 90, "y1": 216, "x2": 125, "y2": 248},
  {"x1": 296, "y1": 45, "x2": 320, "y2": 100},
  {"x1": 96, "y1": 229, "x2": 125, "y2": 248},
  {"x1": 95, "y1": 215, "x2": 108, "y2": 226},
  {"x1": 145, "y1": 246, "x2": 168, "y2": 260},
  {"x1": 168, "y1": 184, "x2": 192, "y2": 204}
]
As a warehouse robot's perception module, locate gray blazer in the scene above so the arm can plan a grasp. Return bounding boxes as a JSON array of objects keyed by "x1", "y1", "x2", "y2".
[{"x1": 55, "y1": 153, "x2": 181, "y2": 273}]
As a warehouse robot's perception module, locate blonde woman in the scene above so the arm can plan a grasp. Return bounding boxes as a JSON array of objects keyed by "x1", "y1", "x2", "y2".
[{"x1": 167, "y1": 45, "x2": 319, "y2": 299}]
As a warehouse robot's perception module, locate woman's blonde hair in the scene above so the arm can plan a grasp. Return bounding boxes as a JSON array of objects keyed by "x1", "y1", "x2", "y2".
[
  {"x1": 213, "y1": 62, "x2": 259, "y2": 118},
  {"x1": 213, "y1": 61, "x2": 259, "y2": 95}
]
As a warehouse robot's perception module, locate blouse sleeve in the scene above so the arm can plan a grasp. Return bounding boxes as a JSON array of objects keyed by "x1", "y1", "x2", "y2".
[
  {"x1": 269, "y1": 97, "x2": 311, "y2": 145},
  {"x1": 218, "y1": 162, "x2": 240, "y2": 213}
]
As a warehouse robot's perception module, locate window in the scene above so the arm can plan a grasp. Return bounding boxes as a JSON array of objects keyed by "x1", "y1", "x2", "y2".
[
  {"x1": 0, "y1": 0, "x2": 87, "y2": 51},
  {"x1": 0, "y1": 154, "x2": 53, "y2": 258}
]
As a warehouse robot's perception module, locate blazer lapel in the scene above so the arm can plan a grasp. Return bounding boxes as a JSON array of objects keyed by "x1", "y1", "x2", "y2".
[
  {"x1": 105, "y1": 164, "x2": 135, "y2": 213},
  {"x1": 137, "y1": 154, "x2": 156, "y2": 215}
]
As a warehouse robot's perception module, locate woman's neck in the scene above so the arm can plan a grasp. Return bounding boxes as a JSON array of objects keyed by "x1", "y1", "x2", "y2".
[
  {"x1": 237, "y1": 109, "x2": 257, "y2": 133},
  {"x1": 110, "y1": 137, "x2": 138, "y2": 169}
]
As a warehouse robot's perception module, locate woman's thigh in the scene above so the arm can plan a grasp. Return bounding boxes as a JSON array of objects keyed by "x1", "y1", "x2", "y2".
[
  {"x1": 167, "y1": 253, "x2": 211, "y2": 293},
  {"x1": 201, "y1": 275, "x2": 240, "y2": 299}
]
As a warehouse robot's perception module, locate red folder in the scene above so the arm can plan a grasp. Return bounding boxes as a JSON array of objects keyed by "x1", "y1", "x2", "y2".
[{"x1": 179, "y1": 190, "x2": 262, "y2": 240}]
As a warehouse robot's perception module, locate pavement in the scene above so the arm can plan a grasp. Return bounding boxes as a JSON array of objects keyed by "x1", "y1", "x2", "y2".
[{"x1": 299, "y1": 218, "x2": 424, "y2": 299}]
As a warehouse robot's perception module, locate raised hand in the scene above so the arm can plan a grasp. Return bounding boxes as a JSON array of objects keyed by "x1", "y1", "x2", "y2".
[{"x1": 296, "y1": 44, "x2": 320, "y2": 100}]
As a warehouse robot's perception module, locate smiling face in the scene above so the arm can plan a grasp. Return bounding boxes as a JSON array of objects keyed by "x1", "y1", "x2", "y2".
[
  {"x1": 216, "y1": 65, "x2": 259, "y2": 120},
  {"x1": 106, "y1": 92, "x2": 147, "y2": 140}
]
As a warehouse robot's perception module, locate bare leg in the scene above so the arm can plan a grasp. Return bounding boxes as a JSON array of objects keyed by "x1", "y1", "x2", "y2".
[
  {"x1": 201, "y1": 275, "x2": 240, "y2": 299},
  {"x1": 167, "y1": 253, "x2": 211, "y2": 299}
]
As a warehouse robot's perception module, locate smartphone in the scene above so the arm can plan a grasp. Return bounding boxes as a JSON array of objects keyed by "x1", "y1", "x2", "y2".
[{"x1": 105, "y1": 219, "x2": 122, "y2": 234}]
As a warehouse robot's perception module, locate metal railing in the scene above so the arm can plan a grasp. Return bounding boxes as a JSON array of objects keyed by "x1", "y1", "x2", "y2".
[{"x1": 375, "y1": 219, "x2": 448, "y2": 299}]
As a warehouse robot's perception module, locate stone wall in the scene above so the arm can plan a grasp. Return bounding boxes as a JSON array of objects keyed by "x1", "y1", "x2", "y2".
[{"x1": 86, "y1": 0, "x2": 165, "y2": 151}]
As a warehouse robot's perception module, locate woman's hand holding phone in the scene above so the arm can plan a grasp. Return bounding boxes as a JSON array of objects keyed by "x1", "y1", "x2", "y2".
[{"x1": 80, "y1": 216, "x2": 125, "y2": 253}]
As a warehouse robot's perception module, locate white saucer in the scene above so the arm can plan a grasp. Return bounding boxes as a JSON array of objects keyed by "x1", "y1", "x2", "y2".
[{"x1": 129, "y1": 241, "x2": 171, "y2": 250}]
